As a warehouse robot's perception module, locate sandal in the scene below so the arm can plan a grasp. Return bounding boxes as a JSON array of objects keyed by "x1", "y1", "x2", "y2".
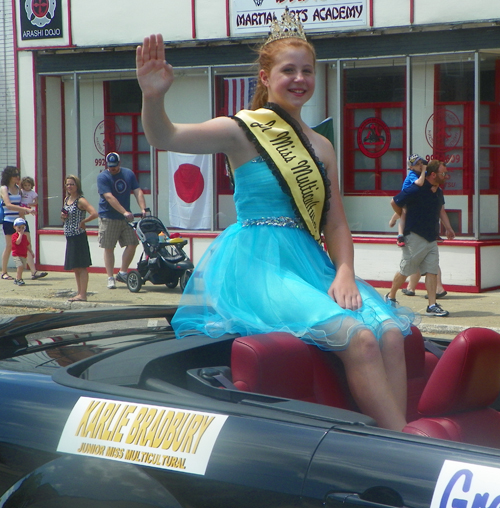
[
  {"x1": 68, "y1": 296, "x2": 87, "y2": 302},
  {"x1": 32, "y1": 271, "x2": 48, "y2": 280},
  {"x1": 1, "y1": 273, "x2": 13, "y2": 280}
]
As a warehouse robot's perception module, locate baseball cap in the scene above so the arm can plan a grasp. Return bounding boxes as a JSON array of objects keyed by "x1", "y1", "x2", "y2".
[
  {"x1": 14, "y1": 218, "x2": 26, "y2": 226},
  {"x1": 408, "y1": 153, "x2": 428, "y2": 166},
  {"x1": 106, "y1": 152, "x2": 120, "y2": 167}
]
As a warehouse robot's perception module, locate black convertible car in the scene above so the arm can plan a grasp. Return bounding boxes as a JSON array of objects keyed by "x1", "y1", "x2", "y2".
[{"x1": 1, "y1": 305, "x2": 500, "y2": 508}]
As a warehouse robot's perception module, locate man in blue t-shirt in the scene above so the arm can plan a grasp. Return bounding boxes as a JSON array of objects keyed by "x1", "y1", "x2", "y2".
[
  {"x1": 385, "y1": 160, "x2": 455, "y2": 317},
  {"x1": 97, "y1": 152, "x2": 147, "y2": 289}
]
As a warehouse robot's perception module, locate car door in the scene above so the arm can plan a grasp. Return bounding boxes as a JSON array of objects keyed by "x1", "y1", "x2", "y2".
[{"x1": 302, "y1": 425, "x2": 500, "y2": 508}]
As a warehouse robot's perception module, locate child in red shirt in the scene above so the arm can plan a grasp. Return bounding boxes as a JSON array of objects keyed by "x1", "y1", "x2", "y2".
[{"x1": 11, "y1": 218, "x2": 31, "y2": 286}]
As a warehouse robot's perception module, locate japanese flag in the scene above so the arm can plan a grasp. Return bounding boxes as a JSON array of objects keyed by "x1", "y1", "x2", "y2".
[{"x1": 168, "y1": 152, "x2": 212, "y2": 230}]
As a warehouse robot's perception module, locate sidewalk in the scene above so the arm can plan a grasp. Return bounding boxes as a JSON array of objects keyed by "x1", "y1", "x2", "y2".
[{"x1": 1, "y1": 270, "x2": 500, "y2": 337}]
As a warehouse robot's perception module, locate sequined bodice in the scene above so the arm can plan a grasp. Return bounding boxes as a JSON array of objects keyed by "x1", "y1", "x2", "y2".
[{"x1": 233, "y1": 157, "x2": 297, "y2": 223}]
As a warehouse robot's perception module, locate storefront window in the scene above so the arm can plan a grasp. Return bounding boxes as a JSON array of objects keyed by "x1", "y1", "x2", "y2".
[
  {"x1": 344, "y1": 61, "x2": 406, "y2": 197},
  {"x1": 105, "y1": 80, "x2": 151, "y2": 191},
  {"x1": 479, "y1": 52, "x2": 500, "y2": 237},
  {"x1": 341, "y1": 58, "x2": 406, "y2": 234}
]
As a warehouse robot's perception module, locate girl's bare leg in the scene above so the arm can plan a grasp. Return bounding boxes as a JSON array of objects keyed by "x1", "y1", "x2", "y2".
[
  {"x1": 335, "y1": 329, "x2": 407, "y2": 431},
  {"x1": 380, "y1": 328, "x2": 407, "y2": 415}
]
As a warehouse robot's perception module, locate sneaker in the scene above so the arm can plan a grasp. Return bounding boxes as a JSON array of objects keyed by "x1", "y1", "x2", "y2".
[
  {"x1": 396, "y1": 235, "x2": 405, "y2": 247},
  {"x1": 115, "y1": 272, "x2": 128, "y2": 283},
  {"x1": 384, "y1": 293, "x2": 398, "y2": 306},
  {"x1": 402, "y1": 288, "x2": 415, "y2": 296},
  {"x1": 426, "y1": 303, "x2": 449, "y2": 317},
  {"x1": 14, "y1": 279, "x2": 25, "y2": 286},
  {"x1": 107, "y1": 277, "x2": 116, "y2": 289}
]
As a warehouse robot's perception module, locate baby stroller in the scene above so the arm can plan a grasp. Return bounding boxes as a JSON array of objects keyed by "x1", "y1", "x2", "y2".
[{"x1": 126, "y1": 214, "x2": 194, "y2": 293}]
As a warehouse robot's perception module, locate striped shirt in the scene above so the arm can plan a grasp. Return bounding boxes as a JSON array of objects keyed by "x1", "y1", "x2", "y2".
[{"x1": 2, "y1": 186, "x2": 22, "y2": 223}]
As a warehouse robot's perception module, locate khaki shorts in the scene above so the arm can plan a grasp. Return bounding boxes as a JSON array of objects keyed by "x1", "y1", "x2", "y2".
[
  {"x1": 98, "y1": 218, "x2": 139, "y2": 249},
  {"x1": 13, "y1": 256, "x2": 27, "y2": 269},
  {"x1": 399, "y1": 232, "x2": 439, "y2": 277}
]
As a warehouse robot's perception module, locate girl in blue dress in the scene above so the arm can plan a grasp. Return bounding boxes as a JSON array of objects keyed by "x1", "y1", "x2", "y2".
[{"x1": 136, "y1": 15, "x2": 416, "y2": 431}]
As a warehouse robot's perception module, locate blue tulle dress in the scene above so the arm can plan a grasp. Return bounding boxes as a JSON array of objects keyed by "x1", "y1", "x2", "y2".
[{"x1": 172, "y1": 156, "x2": 416, "y2": 351}]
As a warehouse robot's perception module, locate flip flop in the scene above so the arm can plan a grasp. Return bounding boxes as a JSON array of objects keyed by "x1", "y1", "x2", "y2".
[
  {"x1": 68, "y1": 296, "x2": 87, "y2": 302},
  {"x1": 1, "y1": 273, "x2": 14, "y2": 280}
]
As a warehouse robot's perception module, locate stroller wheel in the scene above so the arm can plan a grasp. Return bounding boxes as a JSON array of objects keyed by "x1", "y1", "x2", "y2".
[
  {"x1": 180, "y1": 269, "x2": 193, "y2": 292},
  {"x1": 127, "y1": 270, "x2": 143, "y2": 293},
  {"x1": 165, "y1": 278, "x2": 178, "y2": 289}
]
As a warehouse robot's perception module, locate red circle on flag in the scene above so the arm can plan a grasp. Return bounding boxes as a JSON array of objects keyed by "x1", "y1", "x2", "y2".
[{"x1": 174, "y1": 164, "x2": 205, "y2": 203}]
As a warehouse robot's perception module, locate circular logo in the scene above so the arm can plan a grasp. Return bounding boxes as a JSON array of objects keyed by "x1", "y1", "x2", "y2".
[
  {"x1": 357, "y1": 117, "x2": 391, "y2": 158},
  {"x1": 114, "y1": 179, "x2": 128, "y2": 195},
  {"x1": 174, "y1": 164, "x2": 205, "y2": 203},
  {"x1": 94, "y1": 119, "x2": 121, "y2": 156},
  {"x1": 425, "y1": 110, "x2": 462, "y2": 150},
  {"x1": 25, "y1": 0, "x2": 57, "y2": 28}
]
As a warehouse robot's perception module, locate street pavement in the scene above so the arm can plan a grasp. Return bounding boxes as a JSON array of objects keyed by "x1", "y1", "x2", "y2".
[{"x1": 1, "y1": 270, "x2": 500, "y2": 338}]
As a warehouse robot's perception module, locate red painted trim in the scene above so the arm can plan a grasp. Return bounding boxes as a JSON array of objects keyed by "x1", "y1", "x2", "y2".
[
  {"x1": 364, "y1": 280, "x2": 484, "y2": 293},
  {"x1": 352, "y1": 237, "x2": 500, "y2": 247},
  {"x1": 37, "y1": 228, "x2": 218, "y2": 240},
  {"x1": 40, "y1": 76, "x2": 48, "y2": 225},
  {"x1": 39, "y1": 75, "x2": 48, "y2": 259},
  {"x1": 191, "y1": 0, "x2": 197, "y2": 39},
  {"x1": 410, "y1": 0, "x2": 414, "y2": 25},
  {"x1": 369, "y1": 0, "x2": 373, "y2": 27},
  {"x1": 226, "y1": 0, "x2": 231, "y2": 37},
  {"x1": 473, "y1": 242, "x2": 479, "y2": 288},
  {"x1": 66, "y1": 0, "x2": 73, "y2": 46},
  {"x1": 39, "y1": 228, "x2": 97, "y2": 236},
  {"x1": 11, "y1": 0, "x2": 20, "y2": 165}
]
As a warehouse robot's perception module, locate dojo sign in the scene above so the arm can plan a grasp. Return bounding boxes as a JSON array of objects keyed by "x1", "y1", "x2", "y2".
[{"x1": 20, "y1": 0, "x2": 63, "y2": 41}]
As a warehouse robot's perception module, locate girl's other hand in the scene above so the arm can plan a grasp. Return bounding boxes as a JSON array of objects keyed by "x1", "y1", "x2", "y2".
[{"x1": 328, "y1": 272, "x2": 362, "y2": 311}]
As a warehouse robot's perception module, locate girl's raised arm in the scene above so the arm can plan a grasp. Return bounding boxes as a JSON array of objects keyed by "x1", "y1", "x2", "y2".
[{"x1": 137, "y1": 34, "x2": 238, "y2": 156}]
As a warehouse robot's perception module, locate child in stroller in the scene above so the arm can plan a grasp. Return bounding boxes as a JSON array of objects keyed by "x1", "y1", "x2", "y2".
[{"x1": 126, "y1": 215, "x2": 194, "y2": 293}]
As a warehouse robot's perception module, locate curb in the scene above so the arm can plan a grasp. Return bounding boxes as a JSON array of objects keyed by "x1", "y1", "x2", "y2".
[
  {"x1": 417, "y1": 323, "x2": 500, "y2": 335},
  {"x1": 3, "y1": 297, "x2": 500, "y2": 337},
  {"x1": 0, "y1": 298, "x2": 121, "y2": 311}
]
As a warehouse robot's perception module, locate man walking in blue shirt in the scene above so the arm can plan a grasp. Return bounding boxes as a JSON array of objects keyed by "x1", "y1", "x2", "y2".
[{"x1": 97, "y1": 152, "x2": 147, "y2": 289}]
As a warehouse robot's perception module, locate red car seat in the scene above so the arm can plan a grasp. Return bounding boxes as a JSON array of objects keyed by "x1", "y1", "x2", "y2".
[
  {"x1": 231, "y1": 327, "x2": 439, "y2": 421},
  {"x1": 404, "y1": 327, "x2": 439, "y2": 422},
  {"x1": 231, "y1": 332, "x2": 357, "y2": 410},
  {"x1": 403, "y1": 327, "x2": 500, "y2": 447}
]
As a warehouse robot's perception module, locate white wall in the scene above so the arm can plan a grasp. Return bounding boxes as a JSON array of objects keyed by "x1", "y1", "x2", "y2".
[
  {"x1": 70, "y1": 2, "x2": 194, "y2": 46},
  {"x1": 415, "y1": 0, "x2": 500, "y2": 25},
  {"x1": 481, "y1": 245, "x2": 500, "y2": 289},
  {"x1": 354, "y1": 242, "x2": 477, "y2": 287},
  {"x1": 15, "y1": 0, "x2": 500, "y2": 49}
]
